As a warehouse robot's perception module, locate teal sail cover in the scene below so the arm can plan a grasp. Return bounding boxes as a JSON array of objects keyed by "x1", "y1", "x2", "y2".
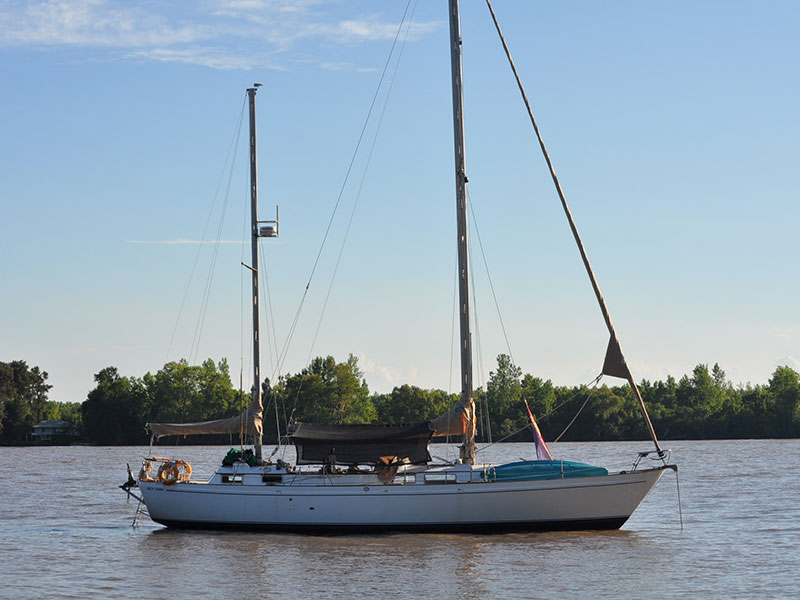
[{"x1": 483, "y1": 460, "x2": 608, "y2": 482}]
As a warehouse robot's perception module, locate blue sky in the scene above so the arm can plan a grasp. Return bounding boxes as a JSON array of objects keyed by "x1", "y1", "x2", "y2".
[{"x1": 1, "y1": 0, "x2": 798, "y2": 403}]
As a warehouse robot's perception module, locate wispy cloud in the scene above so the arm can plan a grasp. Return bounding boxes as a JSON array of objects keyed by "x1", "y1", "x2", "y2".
[
  {"x1": 0, "y1": 0, "x2": 440, "y2": 70},
  {"x1": 1, "y1": 0, "x2": 208, "y2": 47},
  {"x1": 358, "y1": 351, "x2": 421, "y2": 391},
  {"x1": 303, "y1": 18, "x2": 439, "y2": 45},
  {"x1": 358, "y1": 351, "x2": 398, "y2": 388},
  {"x1": 126, "y1": 47, "x2": 284, "y2": 71},
  {"x1": 318, "y1": 61, "x2": 378, "y2": 73},
  {"x1": 209, "y1": 1, "x2": 438, "y2": 47}
]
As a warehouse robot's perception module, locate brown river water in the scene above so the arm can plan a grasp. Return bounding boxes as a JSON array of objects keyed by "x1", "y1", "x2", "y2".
[{"x1": 1, "y1": 440, "x2": 798, "y2": 599}]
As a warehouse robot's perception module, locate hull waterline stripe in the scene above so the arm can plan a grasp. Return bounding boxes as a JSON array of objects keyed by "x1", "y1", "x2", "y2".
[{"x1": 152, "y1": 516, "x2": 630, "y2": 533}]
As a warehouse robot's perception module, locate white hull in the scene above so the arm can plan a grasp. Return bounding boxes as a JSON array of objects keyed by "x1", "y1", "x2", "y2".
[{"x1": 138, "y1": 465, "x2": 669, "y2": 532}]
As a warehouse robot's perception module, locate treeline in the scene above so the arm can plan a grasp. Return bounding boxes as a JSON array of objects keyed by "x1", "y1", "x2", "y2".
[
  {"x1": 0, "y1": 360, "x2": 81, "y2": 443},
  {"x1": 470, "y1": 355, "x2": 800, "y2": 442},
  {"x1": 2, "y1": 355, "x2": 799, "y2": 445}
]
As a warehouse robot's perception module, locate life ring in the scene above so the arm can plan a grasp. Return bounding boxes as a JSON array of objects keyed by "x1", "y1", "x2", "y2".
[
  {"x1": 157, "y1": 461, "x2": 180, "y2": 485},
  {"x1": 175, "y1": 460, "x2": 192, "y2": 481},
  {"x1": 156, "y1": 460, "x2": 192, "y2": 485}
]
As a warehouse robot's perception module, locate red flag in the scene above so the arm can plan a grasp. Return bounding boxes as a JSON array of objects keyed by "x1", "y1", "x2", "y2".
[{"x1": 525, "y1": 400, "x2": 553, "y2": 461}]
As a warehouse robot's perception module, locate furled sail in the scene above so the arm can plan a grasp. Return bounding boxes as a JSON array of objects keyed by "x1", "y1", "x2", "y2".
[
  {"x1": 146, "y1": 394, "x2": 263, "y2": 443},
  {"x1": 430, "y1": 399, "x2": 475, "y2": 439}
]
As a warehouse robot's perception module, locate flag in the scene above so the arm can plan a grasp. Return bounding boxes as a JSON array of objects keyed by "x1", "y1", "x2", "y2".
[{"x1": 525, "y1": 400, "x2": 553, "y2": 461}]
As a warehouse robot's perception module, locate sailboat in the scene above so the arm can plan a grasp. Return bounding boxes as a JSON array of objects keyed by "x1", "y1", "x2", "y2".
[{"x1": 131, "y1": 0, "x2": 676, "y2": 532}]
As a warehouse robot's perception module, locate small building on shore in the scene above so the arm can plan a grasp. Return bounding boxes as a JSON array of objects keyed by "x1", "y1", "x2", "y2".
[{"x1": 31, "y1": 420, "x2": 79, "y2": 443}]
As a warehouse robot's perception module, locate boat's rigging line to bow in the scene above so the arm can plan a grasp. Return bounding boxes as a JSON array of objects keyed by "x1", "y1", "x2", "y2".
[
  {"x1": 164, "y1": 96, "x2": 248, "y2": 367},
  {"x1": 269, "y1": 1, "x2": 418, "y2": 393},
  {"x1": 484, "y1": 0, "x2": 665, "y2": 461}
]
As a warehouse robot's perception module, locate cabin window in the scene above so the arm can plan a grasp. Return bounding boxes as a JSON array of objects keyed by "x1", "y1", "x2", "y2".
[
  {"x1": 262, "y1": 475, "x2": 282, "y2": 484},
  {"x1": 222, "y1": 475, "x2": 243, "y2": 483},
  {"x1": 424, "y1": 473, "x2": 457, "y2": 484}
]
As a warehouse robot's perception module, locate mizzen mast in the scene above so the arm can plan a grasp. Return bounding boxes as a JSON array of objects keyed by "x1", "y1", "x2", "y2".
[{"x1": 246, "y1": 83, "x2": 279, "y2": 460}]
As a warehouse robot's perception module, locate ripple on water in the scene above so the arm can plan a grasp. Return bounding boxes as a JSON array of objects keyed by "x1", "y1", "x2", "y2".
[{"x1": 0, "y1": 440, "x2": 798, "y2": 600}]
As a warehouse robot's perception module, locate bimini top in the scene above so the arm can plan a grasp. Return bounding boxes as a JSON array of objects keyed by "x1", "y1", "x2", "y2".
[{"x1": 288, "y1": 422, "x2": 433, "y2": 466}]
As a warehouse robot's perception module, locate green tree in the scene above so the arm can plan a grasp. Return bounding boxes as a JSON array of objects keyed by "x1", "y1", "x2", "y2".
[
  {"x1": 82, "y1": 367, "x2": 148, "y2": 445},
  {"x1": 738, "y1": 384, "x2": 772, "y2": 437},
  {"x1": 54, "y1": 402, "x2": 84, "y2": 430},
  {"x1": 521, "y1": 375, "x2": 555, "y2": 419},
  {"x1": 486, "y1": 354, "x2": 523, "y2": 440},
  {"x1": 284, "y1": 355, "x2": 375, "y2": 425},
  {"x1": 0, "y1": 360, "x2": 53, "y2": 442},
  {"x1": 375, "y1": 385, "x2": 453, "y2": 424},
  {"x1": 668, "y1": 364, "x2": 725, "y2": 438},
  {"x1": 144, "y1": 358, "x2": 238, "y2": 424},
  {"x1": 768, "y1": 365, "x2": 800, "y2": 437},
  {"x1": 575, "y1": 385, "x2": 627, "y2": 440}
]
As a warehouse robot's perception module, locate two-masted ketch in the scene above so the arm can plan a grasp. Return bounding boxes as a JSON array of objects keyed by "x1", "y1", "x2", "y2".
[{"x1": 127, "y1": 0, "x2": 676, "y2": 532}]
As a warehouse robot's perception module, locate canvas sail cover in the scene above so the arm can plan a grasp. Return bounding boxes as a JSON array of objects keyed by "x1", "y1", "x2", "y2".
[
  {"x1": 146, "y1": 394, "x2": 263, "y2": 440},
  {"x1": 289, "y1": 422, "x2": 433, "y2": 465},
  {"x1": 430, "y1": 399, "x2": 476, "y2": 438},
  {"x1": 430, "y1": 396, "x2": 478, "y2": 464}
]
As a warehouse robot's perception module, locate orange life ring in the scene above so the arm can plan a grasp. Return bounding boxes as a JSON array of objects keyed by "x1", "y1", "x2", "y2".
[
  {"x1": 175, "y1": 460, "x2": 193, "y2": 481},
  {"x1": 157, "y1": 461, "x2": 180, "y2": 485},
  {"x1": 156, "y1": 460, "x2": 192, "y2": 485}
]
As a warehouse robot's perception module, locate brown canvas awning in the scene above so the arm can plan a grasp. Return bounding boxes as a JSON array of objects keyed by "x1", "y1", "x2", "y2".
[{"x1": 289, "y1": 422, "x2": 433, "y2": 465}]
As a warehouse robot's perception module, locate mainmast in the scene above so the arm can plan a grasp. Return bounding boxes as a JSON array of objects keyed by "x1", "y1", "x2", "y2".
[{"x1": 448, "y1": 0, "x2": 476, "y2": 464}]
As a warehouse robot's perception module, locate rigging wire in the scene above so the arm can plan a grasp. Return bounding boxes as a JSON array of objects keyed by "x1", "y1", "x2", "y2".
[
  {"x1": 165, "y1": 95, "x2": 247, "y2": 364},
  {"x1": 270, "y1": 0, "x2": 418, "y2": 386},
  {"x1": 304, "y1": 0, "x2": 419, "y2": 369},
  {"x1": 189, "y1": 97, "x2": 247, "y2": 364},
  {"x1": 468, "y1": 244, "x2": 483, "y2": 443},
  {"x1": 466, "y1": 189, "x2": 515, "y2": 363},
  {"x1": 476, "y1": 373, "x2": 602, "y2": 453},
  {"x1": 238, "y1": 157, "x2": 249, "y2": 450},
  {"x1": 464, "y1": 187, "x2": 521, "y2": 447},
  {"x1": 484, "y1": 0, "x2": 664, "y2": 458},
  {"x1": 551, "y1": 374, "x2": 601, "y2": 443},
  {"x1": 444, "y1": 256, "x2": 458, "y2": 459},
  {"x1": 448, "y1": 252, "x2": 458, "y2": 395},
  {"x1": 258, "y1": 242, "x2": 278, "y2": 377},
  {"x1": 258, "y1": 241, "x2": 286, "y2": 447},
  {"x1": 468, "y1": 229, "x2": 492, "y2": 447},
  {"x1": 274, "y1": 1, "x2": 418, "y2": 428}
]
